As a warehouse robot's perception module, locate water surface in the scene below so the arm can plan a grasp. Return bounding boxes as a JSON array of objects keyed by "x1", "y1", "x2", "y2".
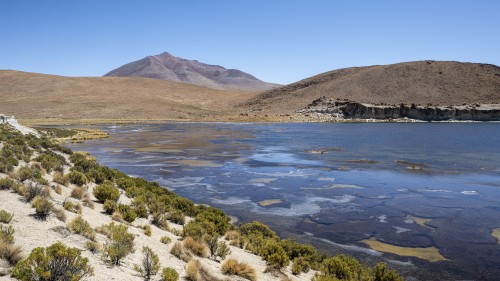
[{"x1": 66, "y1": 123, "x2": 500, "y2": 280}]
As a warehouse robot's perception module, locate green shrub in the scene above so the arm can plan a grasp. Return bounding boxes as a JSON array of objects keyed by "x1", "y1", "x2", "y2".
[
  {"x1": 208, "y1": 236, "x2": 231, "y2": 260},
  {"x1": 103, "y1": 199, "x2": 117, "y2": 214},
  {"x1": 117, "y1": 204, "x2": 137, "y2": 223},
  {"x1": 182, "y1": 220, "x2": 216, "y2": 241},
  {"x1": 31, "y1": 196, "x2": 53, "y2": 220},
  {"x1": 143, "y1": 225, "x2": 152, "y2": 236},
  {"x1": 316, "y1": 255, "x2": 369, "y2": 281},
  {"x1": 64, "y1": 200, "x2": 82, "y2": 214},
  {"x1": 195, "y1": 207, "x2": 230, "y2": 235},
  {"x1": 240, "y1": 221, "x2": 277, "y2": 239},
  {"x1": 0, "y1": 178, "x2": 16, "y2": 190},
  {"x1": 17, "y1": 166, "x2": 34, "y2": 182},
  {"x1": 85, "y1": 241, "x2": 100, "y2": 254},
  {"x1": 68, "y1": 216, "x2": 95, "y2": 240},
  {"x1": 374, "y1": 263, "x2": 403, "y2": 281},
  {"x1": 261, "y1": 240, "x2": 289, "y2": 269},
  {"x1": 167, "y1": 210, "x2": 185, "y2": 225},
  {"x1": 160, "y1": 236, "x2": 172, "y2": 244},
  {"x1": 67, "y1": 171, "x2": 88, "y2": 186},
  {"x1": 0, "y1": 224, "x2": 15, "y2": 243},
  {"x1": 0, "y1": 209, "x2": 14, "y2": 223},
  {"x1": 131, "y1": 198, "x2": 148, "y2": 218},
  {"x1": 292, "y1": 256, "x2": 310, "y2": 275},
  {"x1": 134, "y1": 246, "x2": 160, "y2": 281},
  {"x1": 93, "y1": 182, "x2": 120, "y2": 203},
  {"x1": 12, "y1": 241, "x2": 93, "y2": 281},
  {"x1": 161, "y1": 267, "x2": 179, "y2": 281},
  {"x1": 102, "y1": 222, "x2": 135, "y2": 265}
]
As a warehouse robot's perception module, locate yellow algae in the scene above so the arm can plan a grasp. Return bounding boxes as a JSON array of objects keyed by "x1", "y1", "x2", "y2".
[
  {"x1": 362, "y1": 238, "x2": 446, "y2": 262},
  {"x1": 250, "y1": 178, "x2": 277, "y2": 184},
  {"x1": 258, "y1": 199, "x2": 283, "y2": 207},
  {"x1": 491, "y1": 228, "x2": 500, "y2": 243},
  {"x1": 170, "y1": 159, "x2": 223, "y2": 167},
  {"x1": 407, "y1": 215, "x2": 432, "y2": 228}
]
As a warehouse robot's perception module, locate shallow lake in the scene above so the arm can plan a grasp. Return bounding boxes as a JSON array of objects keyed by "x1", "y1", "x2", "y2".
[{"x1": 65, "y1": 122, "x2": 500, "y2": 280}]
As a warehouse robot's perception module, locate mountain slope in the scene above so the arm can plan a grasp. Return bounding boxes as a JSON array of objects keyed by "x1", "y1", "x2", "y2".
[
  {"x1": 240, "y1": 61, "x2": 500, "y2": 114},
  {"x1": 0, "y1": 70, "x2": 258, "y2": 120},
  {"x1": 104, "y1": 52, "x2": 279, "y2": 91}
]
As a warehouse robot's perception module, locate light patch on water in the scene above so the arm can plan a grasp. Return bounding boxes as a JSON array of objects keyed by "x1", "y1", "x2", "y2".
[
  {"x1": 461, "y1": 190, "x2": 479, "y2": 195},
  {"x1": 211, "y1": 197, "x2": 252, "y2": 205},
  {"x1": 250, "y1": 170, "x2": 318, "y2": 178},
  {"x1": 420, "y1": 189, "x2": 452, "y2": 193},
  {"x1": 251, "y1": 152, "x2": 321, "y2": 165},
  {"x1": 406, "y1": 215, "x2": 432, "y2": 228},
  {"x1": 318, "y1": 177, "x2": 335, "y2": 182},
  {"x1": 396, "y1": 188, "x2": 408, "y2": 192},
  {"x1": 302, "y1": 184, "x2": 363, "y2": 190},
  {"x1": 393, "y1": 226, "x2": 410, "y2": 234},
  {"x1": 258, "y1": 199, "x2": 283, "y2": 207},
  {"x1": 378, "y1": 215, "x2": 388, "y2": 223},
  {"x1": 169, "y1": 159, "x2": 223, "y2": 167},
  {"x1": 387, "y1": 259, "x2": 414, "y2": 267},
  {"x1": 249, "y1": 178, "x2": 277, "y2": 184},
  {"x1": 317, "y1": 238, "x2": 383, "y2": 256},
  {"x1": 491, "y1": 228, "x2": 500, "y2": 243}
]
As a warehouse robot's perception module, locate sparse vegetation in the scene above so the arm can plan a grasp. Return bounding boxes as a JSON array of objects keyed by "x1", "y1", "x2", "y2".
[
  {"x1": 170, "y1": 241, "x2": 191, "y2": 262},
  {"x1": 68, "y1": 216, "x2": 95, "y2": 240},
  {"x1": 183, "y1": 236, "x2": 209, "y2": 258},
  {"x1": 31, "y1": 196, "x2": 53, "y2": 220},
  {"x1": 12, "y1": 241, "x2": 93, "y2": 281},
  {"x1": 185, "y1": 259, "x2": 202, "y2": 281},
  {"x1": 71, "y1": 186, "x2": 85, "y2": 199},
  {"x1": 53, "y1": 207, "x2": 67, "y2": 222},
  {"x1": 0, "y1": 178, "x2": 17, "y2": 190},
  {"x1": 143, "y1": 225, "x2": 152, "y2": 236},
  {"x1": 53, "y1": 172, "x2": 69, "y2": 186},
  {"x1": 221, "y1": 258, "x2": 257, "y2": 281},
  {"x1": 101, "y1": 222, "x2": 135, "y2": 266},
  {"x1": 0, "y1": 209, "x2": 14, "y2": 223},
  {"x1": 160, "y1": 236, "x2": 172, "y2": 244}
]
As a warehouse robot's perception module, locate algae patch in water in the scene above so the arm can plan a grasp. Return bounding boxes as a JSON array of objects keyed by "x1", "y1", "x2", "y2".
[
  {"x1": 362, "y1": 237, "x2": 446, "y2": 262},
  {"x1": 491, "y1": 228, "x2": 500, "y2": 243},
  {"x1": 258, "y1": 199, "x2": 284, "y2": 207},
  {"x1": 406, "y1": 214, "x2": 433, "y2": 228}
]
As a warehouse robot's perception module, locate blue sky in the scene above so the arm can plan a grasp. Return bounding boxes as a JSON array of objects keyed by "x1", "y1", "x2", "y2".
[{"x1": 1, "y1": 0, "x2": 499, "y2": 84}]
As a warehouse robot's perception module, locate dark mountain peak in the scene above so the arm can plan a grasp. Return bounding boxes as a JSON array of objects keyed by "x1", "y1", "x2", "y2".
[{"x1": 105, "y1": 52, "x2": 280, "y2": 91}]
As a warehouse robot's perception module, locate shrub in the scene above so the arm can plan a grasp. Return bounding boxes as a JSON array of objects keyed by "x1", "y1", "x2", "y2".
[
  {"x1": 292, "y1": 256, "x2": 310, "y2": 275},
  {"x1": 221, "y1": 258, "x2": 257, "y2": 281},
  {"x1": 0, "y1": 209, "x2": 14, "y2": 223},
  {"x1": 185, "y1": 259, "x2": 202, "y2": 281},
  {"x1": 85, "y1": 241, "x2": 100, "y2": 254},
  {"x1": 24, "y1": 182, "x2": 49, "y2": 202},
  {"x1": 240, "y1": 221, "x2": 277, "y2": 239},
  {"x1": 64, "y1": 200, "x2": 82, "y2": 214},
  {"x1": 117, "y1": 204, "x2": 137, "y2": 223},
  {"x1": 131, "y1": 198, "x2": 148, "y2": 218},
  {"x1": 224, "y1": 230, "x2": 240, "y2": 241},
  {"x1": 134, "y1": 246, "x2": 160, "y2": 281},
  {"x1": 53, "y1": 185, "x2": 62, "y2": 195},
  {"x1": 170, "y1": 241, "x2": 191, "y2": 262},
  {"x1": 262, "y1": 240, "x2": 289, "y2": 269},
  {"x1": 67, "y1": 171, "x2": 88, "y2": 186},
  {"x1": 93, "y1": 182, "x2": 120, "y2": 203},
  {"x1": 167, "y1": 210, "x2": 185, "y2": 225},
  {"x1": 316, "y1": 255, "x2": 368, "y2": 281},
  {"x1": 182, "y1": 220, "x2": 216, "y2": 241},
  {"x1": 68, "y1": 216, "x2": 95, "y2": 240},
  {"x1": 152, "y1": 212, "x2": 168, "y2": 229},
  {"x1": 17, "y1": 166, "x2": 34, "y2": 182},
  {"x1": 82, "y1": 192, "x2": 94, "y2": 209},
  {"x1": 160, "y1": 236, "x2": 172, "y2": 244},
  {"x1": 102, "y1": 222, "x2": 135, "y2": 265},
  {"x1": 195, "y1": 207, "x2": 230, "y2": 235},
  {"x1": 53, "y1": 172, "x2": 69, "y2": 186},
  {"x1": 0, "y1": 225, "x2": 15, "y2": 243},
  {"x1": 0, "y1": 178, "x2": 16, "y2": 190},
  {"x1": 374, "y1": 263, "x2": 403, "y2": 281},
  {"x1": 183, "y1": 237, "x2": 209, "y2": 258},
  {"x1": 103, "y1": 199, "x2": 117, "y2": 214},
  {"x1": 53, "y1": 207, "x2": 67, "y2": 222},
  {"x1": 161, "y1": 267, "x2": 179, "y2": 281},
  {"x1": 12, "y1": 241, "x2": 93, "y2": 281},
  {"x1": 71, "y1": 187, "x2": 85, "y2": 199},
  {"x1": 0, "y1": 238, "x2": 23, "y2": 265},
  {"x1": 31, "y1": 196, "x2": 54, "y2": 220},
  {"x1": 143, "y1": 225, "x2": 152, "y2": 236},
  {"x1": 208, "y1": 237, "x2": 230, "y2": 260}
]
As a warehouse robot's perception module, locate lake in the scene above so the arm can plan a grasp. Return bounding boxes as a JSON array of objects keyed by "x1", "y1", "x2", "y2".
[{"x1": 65, "y1": 122, "x2": 500, "y2": 280}]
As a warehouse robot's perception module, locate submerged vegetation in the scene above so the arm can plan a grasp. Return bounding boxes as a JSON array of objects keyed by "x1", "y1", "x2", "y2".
[{"x1": 0, "y1": 124, "x2": 403, "y2": 280}]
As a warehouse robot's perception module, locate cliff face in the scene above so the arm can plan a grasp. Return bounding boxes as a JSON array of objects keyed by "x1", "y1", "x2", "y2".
[{"x1": 299, "y1": 97, "x2": 500, "y2": 121}]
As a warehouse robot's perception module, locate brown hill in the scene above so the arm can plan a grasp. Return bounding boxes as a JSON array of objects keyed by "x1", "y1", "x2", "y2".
[
  {"x1": 0, "y1": 70, "x2": 258, "y2": 121},
  {"x1": 104, "y1": 52, "x2": 280, "y2": 91},
  {"x1": 240, "y1": 61, "x2": 500, "y2": 114}
]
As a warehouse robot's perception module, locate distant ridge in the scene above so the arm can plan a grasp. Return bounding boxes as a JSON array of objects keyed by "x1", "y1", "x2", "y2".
[
  {"x1": 240, "y1": 60, "x2": 500, "y2": 113},
  {"x1": 104, "y1": 52, "x2": 280, "y2": 91}
]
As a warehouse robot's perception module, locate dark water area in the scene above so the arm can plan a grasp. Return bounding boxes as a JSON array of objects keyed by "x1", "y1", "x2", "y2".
[{"x1": 64, "y1": 123, "x2": 500, "y2": 280}]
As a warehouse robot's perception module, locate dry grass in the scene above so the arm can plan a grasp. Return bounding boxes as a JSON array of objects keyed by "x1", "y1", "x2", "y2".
[
  {"x1": 53, "y1": 185, "x2": 63, "y2": 195},
  {"x1": 53, "y1": 172, "x2": 69, "y2": 186},
  {"x1": 183, "y1": 237, "x2": 209, "y2": 258},
  {"x1": 143, "y1": 225, "x2": 152, "y2": 236},
  {"x1": 82, "y1": 193, "x2": 94, "y2": 209},
  {"x1": 186, "y1": 259, "x2": 202, "y2": 281},
  {"x1": 221, "y1": 258, "x2": 257, "y2": 281},
  {"x1": 70, "y1": 187, "x2": 85, "y2": 199},
  {"x1": 67, "y1": 216, "x2": 95, "y2": 241},
  {"x1": 170, "y1": 242, "x2": 191, "y2": 262},
  {"x1": 0, "y1": 238, "x2": 24, "y2": 265},
  {"x1": 53, "y1": 207, "x2": 67, "y2": 222}
]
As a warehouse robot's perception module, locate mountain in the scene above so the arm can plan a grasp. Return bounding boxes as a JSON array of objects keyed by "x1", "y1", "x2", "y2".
[
  {"x1": 104, "y1": 52, "x2": 280, "y2": 91},
  {"x1": 240, "y1": 61, "x2": 500, "y2": 114},
  {"x1": 0, "y1": 70, "x2": 259, "y2": 121}
]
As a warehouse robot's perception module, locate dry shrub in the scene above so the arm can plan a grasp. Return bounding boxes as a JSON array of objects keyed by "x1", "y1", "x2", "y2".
[
  {"x1": 0, "y1": 238, "x2": 24, "y2": 265},
  {"x1": 53, "y1": 172, "x2": 69, "y2": 186},
  {"x1": 224, "y1": 230, "x2": 240, "y2": 241},
  {"x1": 24, "y1": 182, "x2": 49, "y2": 202},
  {"x1": 111, "y1": 211, "x2": 124, "y2": 223},
  {"x1": 67, "y1": 216, "x2": 95, "y2": 241},
  {"x1": 82, "y1": 193, "x2": 94, "y2": 209},
  {"x1": 70, "y1": 187, "x2": 85, "y2": 200},
  {"x1": 186, "y1": 259, "x2": 202, "y2": 281},
  {"x1": 221, "y1": 258, "x2": 257, "y2": 281},
  {"x1": 183, "y1": 237, "x2": 209, "y2": 258},
  {"x1": 63, "y1": 200, "x2": 82, "y2": 214},
  {"x1": 53, "y1": 207, "x2": 67, "y2": 222},
  {"x1": 85, "y1": 241, "x2": 100, "y2": 254},
  {"x1": 31, "y1": 196, "x2": 53, "y2": 220},
  {"x1": 170, "y1": 242, "x2": 191, "y2": 262},
  {"x1": 143, "y1": 225, "x2": 152, "y2": 236},
  {"x1": 160, "y1": 236, "x2": 172, "y2": 244},
  {"x1": 54, "y1": 185, "x2": 63, "y2": 195}
]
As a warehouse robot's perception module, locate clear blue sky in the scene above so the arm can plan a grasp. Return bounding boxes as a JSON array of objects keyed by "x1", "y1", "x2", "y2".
[{"x1": 1, "y1": 0, "x2": 499, "y2": 84}]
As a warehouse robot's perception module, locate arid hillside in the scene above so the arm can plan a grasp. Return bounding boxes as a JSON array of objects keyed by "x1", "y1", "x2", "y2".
[
  {"x1": 0, "y1": 70, "x2": 258, "y2": 121},
  {"x1": 240, "y1": 61, "x2": 500, "y2": 114}
]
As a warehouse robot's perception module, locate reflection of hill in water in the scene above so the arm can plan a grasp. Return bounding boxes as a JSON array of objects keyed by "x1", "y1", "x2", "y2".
[{"x1": 66, "y1": 122, "x2": 500, "y2": 281}]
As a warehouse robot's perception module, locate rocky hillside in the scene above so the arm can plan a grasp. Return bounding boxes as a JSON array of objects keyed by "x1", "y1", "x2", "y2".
[
  {"x1": 104, "y1": 52, "x2": 280, "y2": 91},
  {"x1": 240, "y1": 61, "x2": 500, "y2": 115}
]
